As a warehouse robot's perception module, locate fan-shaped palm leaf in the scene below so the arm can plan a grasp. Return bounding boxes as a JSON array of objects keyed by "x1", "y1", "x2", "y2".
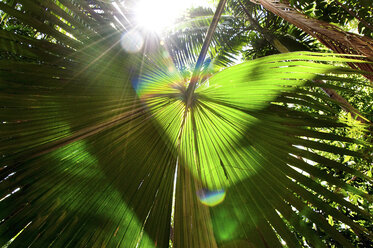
[{"x1": 0, "y1": 1, "x2": 372, "y2": 247}]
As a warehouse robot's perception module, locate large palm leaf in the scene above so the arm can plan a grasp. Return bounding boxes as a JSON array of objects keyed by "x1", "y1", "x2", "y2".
[{"x1": 0, "y1": 1, "x2": 372, "y2": 247}]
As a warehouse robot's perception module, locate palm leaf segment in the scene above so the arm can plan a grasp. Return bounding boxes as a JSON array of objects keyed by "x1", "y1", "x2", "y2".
[
  {"x1": 0, "y1": 0, "x2": 372, "y2": 247},
  {"x1": 165, "y1": 11, "x2": 246, "y2": 69}
]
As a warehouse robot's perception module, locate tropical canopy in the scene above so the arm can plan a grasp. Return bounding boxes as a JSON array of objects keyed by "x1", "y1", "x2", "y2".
[{"x1": 0, "y1": 0, "x2": 372, "y2": 247}]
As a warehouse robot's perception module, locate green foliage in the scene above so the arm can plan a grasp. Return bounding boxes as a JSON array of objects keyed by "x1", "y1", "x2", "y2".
[
  {"x1": 290, "y1": 0, "x2": 373, "y2": 37},
  {"x1": 0, "y1": 1, "x2": 372, "y2": 247}
]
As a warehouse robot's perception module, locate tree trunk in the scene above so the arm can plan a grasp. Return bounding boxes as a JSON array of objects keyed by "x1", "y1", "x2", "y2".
[{"x1": 250, "y1": 0, "x2": 373, "y2": 82}]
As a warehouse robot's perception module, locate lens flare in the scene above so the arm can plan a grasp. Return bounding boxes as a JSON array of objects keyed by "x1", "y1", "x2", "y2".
[
  {"x1": 197, "y1": 189, "x2": 226, "y2": 207},
  {"x1": 120, "y1": 30, "x2": 144, "y2": 53}
]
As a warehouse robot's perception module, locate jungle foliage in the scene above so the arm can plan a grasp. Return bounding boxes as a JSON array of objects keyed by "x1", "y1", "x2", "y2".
[{"x1": 0, "y1": 0, "x2": 372, "y2": 247}]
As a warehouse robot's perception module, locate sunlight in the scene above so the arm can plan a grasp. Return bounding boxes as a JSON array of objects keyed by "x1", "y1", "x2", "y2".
[{"x1": 134, "y1": 0, "x2": 204, "y2": 33}]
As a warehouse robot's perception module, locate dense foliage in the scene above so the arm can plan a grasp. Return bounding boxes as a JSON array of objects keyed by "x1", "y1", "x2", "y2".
[
  {"x1": 0, "y1": 0, "x2": 372, "y2": 247},
  {"x1": 290, "y1": 0, "x2": 373, "y2": 37}
]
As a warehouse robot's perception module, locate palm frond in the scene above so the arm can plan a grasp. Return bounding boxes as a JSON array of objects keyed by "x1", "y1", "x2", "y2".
[
  {"x1": 0, "y1": 1, "x2": 372, "y2": 247},
  {"x1": 138, "y1": 51, "x2": 373, "y2": 246}
]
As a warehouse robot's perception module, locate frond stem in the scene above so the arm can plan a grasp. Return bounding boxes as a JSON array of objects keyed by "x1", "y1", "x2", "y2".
[{"x1": 184, "y1": 0, "x2": 227, "y2": 108}]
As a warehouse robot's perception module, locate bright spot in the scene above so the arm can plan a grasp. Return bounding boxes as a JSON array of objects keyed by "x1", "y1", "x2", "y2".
[
  {"x1": 0, "y1": 187, "x2": 20, "y2": 202},
  {"x1": 197, "y1": 189, "x2": 226, "y2": 207},
  {"x1": 120, "y1": 30, "x2": 144, "y2": 53},
  {"x1": 340, "y1": 223, "x2": 350, "y2": 229},
  {"x1": 134, "y1": 0, "x2": 207, "y2": 33}
]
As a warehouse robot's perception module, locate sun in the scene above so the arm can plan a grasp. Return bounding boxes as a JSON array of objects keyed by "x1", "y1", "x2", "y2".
[
  {"x1": 133, "y1": 0, "x2": 205, "y2": 33},
  {"x1": 113, "y1": 0, "x2": 212, "y2": 53}
]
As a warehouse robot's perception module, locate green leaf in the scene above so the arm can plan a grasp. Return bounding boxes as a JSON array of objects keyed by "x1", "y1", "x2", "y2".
[{"x1": 0, "y1": 1, "x2": 372, "y2": 247}]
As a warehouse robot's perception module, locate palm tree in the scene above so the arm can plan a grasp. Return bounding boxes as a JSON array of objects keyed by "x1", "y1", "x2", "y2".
[{"x1": 0, "y1": 0, "x2": 372, "y2": 247}]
